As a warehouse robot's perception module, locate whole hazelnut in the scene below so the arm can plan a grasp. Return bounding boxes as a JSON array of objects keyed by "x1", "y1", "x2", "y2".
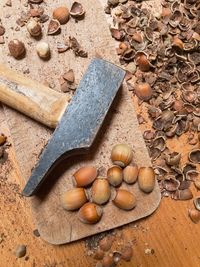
[
  {"x1": 8, "y1": 39, "x2": 25, "y2": 59},
  {"x1": 36, "y1": 41, "x2": 50, "y2": 59},
  {"x1": 26, "y1": 18, "x2": 42, "y2": 37},
  {"x1": 53, "y1": 7, "x2": 69, "y2": 24}
]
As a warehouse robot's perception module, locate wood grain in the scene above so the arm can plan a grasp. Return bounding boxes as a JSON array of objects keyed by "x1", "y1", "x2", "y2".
[
  {"x1": 0, "y1": 0, "x2": 160, "y2": 244},
  {"x1": 0, "y1": 64, "x2": 69, "y2": 128},
  {"x1": 0, "y1": 0, "x2": 200, "y2": 266}
]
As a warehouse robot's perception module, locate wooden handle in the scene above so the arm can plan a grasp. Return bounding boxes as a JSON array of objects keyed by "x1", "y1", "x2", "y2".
[{"x1": 0, "y1": 64, "x2": 70, "y2": 128}]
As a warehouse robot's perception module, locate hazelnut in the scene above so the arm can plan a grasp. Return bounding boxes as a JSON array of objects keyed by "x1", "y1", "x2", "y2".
[
  {"x1": 26, "y1": 18, "x2": 42, "y2": 37},
  {"x1": 36, "y1": 41, "x2": 50, "y2": 59},
  {"x1": 53, "y1": 7, "x2": 70, "y2": 24},
  {"x1": 8, "y1": 39, "x2": 25, "y2": 59}
]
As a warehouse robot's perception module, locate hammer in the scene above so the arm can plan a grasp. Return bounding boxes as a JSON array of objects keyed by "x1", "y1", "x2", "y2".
[{"x1": 0, "y1": 59, "x2": 125, "y2": 196}]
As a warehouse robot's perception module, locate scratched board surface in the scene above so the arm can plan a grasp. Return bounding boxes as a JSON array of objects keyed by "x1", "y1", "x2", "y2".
[{"x1": 0, "y1": 0, "x2": 160, "y2": 244}]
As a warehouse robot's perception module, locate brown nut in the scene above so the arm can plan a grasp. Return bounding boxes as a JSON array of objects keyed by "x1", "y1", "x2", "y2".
[
  {"x1": 135, "y1": 82, "x2": 152, "y2": 101},
  {"x1": 53, "y1": 6, "x2": 69, "y2": 24},
  {"x1": 78, "y1": 202, "x2": 103, "y2": 224},
  {"x1": 138, "y1": 167, "x2": 155, "y2": 193},
  {"x1": 26, "y1": 18, "x2": 42, "y2": 37},
  {"x1": 188, "y1": 208, "x2": 200, "y2": 224},
  {"x1": 111, "y1": 144, "x2": 133, "y2": 168},
  {"x1": 121, "y1": 246, "x2": 133, "y2": 261},
  {"x1": 107, "y1": 165, "x2": 123, "y2": 186},
  {"x1": 73, "y1": 166, "x2": 97, "y2": 187},
  {"x1": 93, "y1": 249, "x2": 104, "y2": 260},
  {"x1": 91, "y1": 178, "x2": 111, "y2": 204},
  {"x1": 172, "y1": 37, "x2": 184, "y2": 50},
  {"x1": 0, "y1": 134, "x2": 7, "y2": 146},
  {"x1": 8, "y1": 39, "x2": 25, "y2": 59},
  {"x1": 123, "y1": 165, "x2": 138, "y2": 184},
  {"x1": 113, "y1": 189, "x2": 136, "y2": 210},
  {"x1": 60, "y1": 188, "x2": 88, "y2": 211},
  {"x1": 99, "y1": 236, "x2": 113, "y2": 251},
  {"x1": 102, "y1": 255, "x2": 114, "y2": 267}
]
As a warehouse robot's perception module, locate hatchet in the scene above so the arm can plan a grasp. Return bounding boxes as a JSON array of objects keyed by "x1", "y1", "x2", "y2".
[{"x1": 0, "y1": 59, "x2": 125, "y2": 196}]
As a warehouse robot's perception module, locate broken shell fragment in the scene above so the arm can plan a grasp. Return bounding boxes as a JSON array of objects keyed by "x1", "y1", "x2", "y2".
[
  {"x1": 8, "y1": 39, "x2": 25, "y2": 59},
  {"x1": 121, "y1": 246, "x2": 133, "y2": 262},
  {"x1": 138, "y1": 167, "x2": 155, "y2": 193},
  {"x1": 161, "y1": 178, "x2": 180, "y2": 192},
  {"x1": 57, "y1": 41, "x2": 70, "y2": 53},
  {"x1": 99, "y1": 236, "x2": 113, "y2": 252},
  {"x1": 0, "y1": 26, "x2": 5, "y2": 36},
  {"x1": 70, "y1": 2, "x2": 85, "y2": 18},
  {"x1": 194, "y1": 197, "x2": 200, "y2": 211},
  {"x1": 149, "y1": 147, "x2": 161, "y2": 161},
  {"x1": 63, "y1": 69, "x2": 75, "y2": 83},
  {"x1": 111, "y1": 144, "x2": 133, "y2": 168},
  {"x1": 194, "y1": 179, "x2": 200, "y2": 190},
  {"x1": 172, "y1": 189, "x2": 193, "y2": 200},
  {"x1": 78, "y1": 202, "x2": 103, "y2": 224},
  {"x1": 122, "y1": 48, "x2": 135, "y2": 61},
  {"x1": 132, "y1": 32, "x2": 143, "y2": 43},
  {"x1": 113, "y1": 189, "x2": 136, "y2": 210},
  {"x1": 189, "y1": 149, "x2": 200, "y2": 164},
  {"x1": 53, "y1": 6, "x2": 69, "y2": 24},
  {"x1": 91, "y1": 178, "x2": 111, "y2": 204},
  {"x1": 135, "y1": 52, "x2": 151, "y2": 72},
  {"x1": 135, "y1": 82, "x2": 152, "y2": 101},
  {"x1": 186, "y1": 170, "x2": 200, "y2": 181},
  {"x1": 110, "y1": 28, "x2": 125, "y2": 40},
  {"x1": 172, "y1": 37, "x2": 184, "y2": 50},
  {"x1": 73, "y1": 166, "x2": 97, "y2": 187},
  {"x1": 165, "y1": 152, "x2": 181, "y2": 166},
  {"x1": 60, "y1": 187, "x2": 88, "y2": 211},
  {"x1": 107, "y1": 165, "x2": 123, "y2": 186},
  {"x1": 179, "y1": 180, "x2": 191, "y2": 190},
  {"x1": 188, "y1": 208, "x2": 200, "y2": 224},
  {"x1": 123, "y1": 165, "x2": 138, "y2": 184},
  {"x1": 47, "y1": 19, "x2": 61, "y2": 35},
  {"x1": 152, "y1": 136, "x2": 166, "y2": 151},
  {"x1": 29, "y1": 0, "x2": 43, "y2": 3}
]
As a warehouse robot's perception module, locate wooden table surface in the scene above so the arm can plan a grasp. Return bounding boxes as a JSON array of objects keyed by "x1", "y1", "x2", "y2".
[{"x1": 0, "y1": 0, "x2": 200, "y2": 267}]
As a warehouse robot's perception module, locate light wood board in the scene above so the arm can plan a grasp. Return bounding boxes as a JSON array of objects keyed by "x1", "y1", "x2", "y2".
[{"x1": 0, "y1": 0, "x2": 160, "y2": 245}]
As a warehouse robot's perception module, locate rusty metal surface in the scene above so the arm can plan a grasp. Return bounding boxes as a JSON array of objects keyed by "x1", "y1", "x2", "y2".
[{"x1": 22, "y1": 58, "x2": 125, "y2": 196}]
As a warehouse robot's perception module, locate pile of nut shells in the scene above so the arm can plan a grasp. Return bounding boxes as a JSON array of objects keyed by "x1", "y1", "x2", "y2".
[
  {"x1": 105, "y1": 0, "x2": 200, "y2": 223},
  {"x1": 61, "y1": 144, "x2": 155, "y2": 224}
]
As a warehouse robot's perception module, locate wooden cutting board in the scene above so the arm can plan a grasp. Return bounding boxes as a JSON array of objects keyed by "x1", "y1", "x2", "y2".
[{"x1": 0, "y1": 0, "x2": 161, "y2": 244}]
